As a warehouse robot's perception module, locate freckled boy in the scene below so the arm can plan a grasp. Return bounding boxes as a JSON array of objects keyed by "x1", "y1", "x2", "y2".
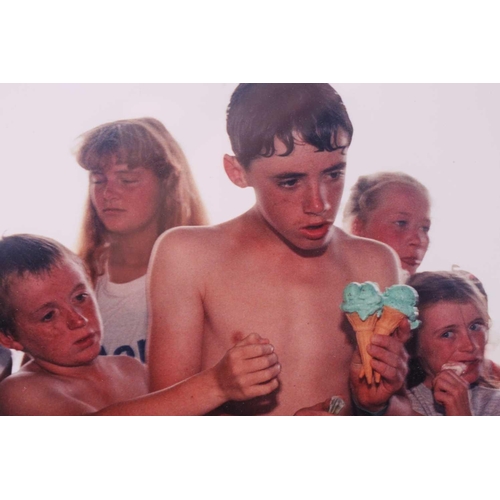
[
  {"x1": 148, "y1": 84, "x2": 410, "y2": 415},
  {"x1": 0, "y1": 234, "x2": 280, "y2": 415}
]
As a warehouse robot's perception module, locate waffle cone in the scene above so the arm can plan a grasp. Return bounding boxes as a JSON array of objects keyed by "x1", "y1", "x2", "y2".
[
  {"x1": 374, "y1": 306, "x2": 406, "y2": 336},
  {"x1": 356, "y1": 330, "x2": 374, "y2": 385},
  {"x1": 345, "y1": 311, "x2": 378, "y2": 333},
  {"x1": 373, "y1": 306, "x2": 406, "y2": 383},
  {"x1": 346, "y1": 312, "x2": 377, "y2": 385}
]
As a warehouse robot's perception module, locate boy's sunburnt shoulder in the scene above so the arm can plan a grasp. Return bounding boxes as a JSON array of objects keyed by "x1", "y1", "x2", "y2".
[
  {"x1": 154, "y1": 219, "x2": 243, "y2": 263},
  {"x1": 335, "y1": 228, "x2": 401, "y2": 286},
  {"x1": 103, "y1": 355, "x2": 147, "y2": 380},
  {"x1": 156, "y1": 224, "x2": 228, "y2": 251},
  {"x1": 338, "y1": 228, "x2": 399, "y2": 262},
  {"x1": 0, "y1": 369, "x2": 66, "y2": 415}
]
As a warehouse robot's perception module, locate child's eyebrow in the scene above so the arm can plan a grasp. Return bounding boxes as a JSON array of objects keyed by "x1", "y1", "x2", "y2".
[
  {"x1": 437, "y1": 323, "x2": 456, "y2": 330},
  {"x1": 273, "y1": 172, "x2": 307, "y2": 180},
  {"x1": 116, "y1": 168, "x2": 139, "y2": 175},
  {"x1": 391, "y1": 211, "x2": 431, "y2": 222},
  {"x1": 470, "y1": 317, "x2": 486, "y2": 325},
  {"x1": 33, "y1": 301, "x2": 57, "y2": 314},
  {"x1": 71, "y1": 283, "x2": 87, "y2": 294},
  {"x1": 32, "y1": 283, "x2": 87, "y2": 313},
  {"x1": 273, "y1": 162, "x2": 347, "y2": 180},
  {"x1": 323, "y1": 162, "x2": 346, "y2": 173}
]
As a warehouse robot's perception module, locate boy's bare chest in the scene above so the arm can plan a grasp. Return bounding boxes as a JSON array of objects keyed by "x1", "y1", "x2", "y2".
[
  {"x1": 201, "y1": 255, "x2": 355, "y2": 414},
  {"x1": 203, "y1": 256, "x2": 352, "y2": 354}
]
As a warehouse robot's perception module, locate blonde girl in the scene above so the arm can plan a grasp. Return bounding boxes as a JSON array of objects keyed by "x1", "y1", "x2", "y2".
[{"x1": 75, "y1": 118, "x2": 208, "y2": 362}]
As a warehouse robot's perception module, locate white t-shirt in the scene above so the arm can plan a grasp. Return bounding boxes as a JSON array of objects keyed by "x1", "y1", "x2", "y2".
[{"x1": 95, "y1": 273, "x2": 148, "y2": 363}]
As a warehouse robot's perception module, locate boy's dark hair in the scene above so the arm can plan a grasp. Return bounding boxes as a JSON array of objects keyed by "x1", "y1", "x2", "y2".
[
  {"x1": 0, "y1": 234, "x2": 84, "y2": 338},
  {"x1": 226, "y1": 84, "x2": 353, "y2": 168}
]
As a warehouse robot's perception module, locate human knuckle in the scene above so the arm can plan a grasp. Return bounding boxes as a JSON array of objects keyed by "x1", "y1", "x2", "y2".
[{"x1": 227, "y1": 347, "x2": 239, "y2": 361}]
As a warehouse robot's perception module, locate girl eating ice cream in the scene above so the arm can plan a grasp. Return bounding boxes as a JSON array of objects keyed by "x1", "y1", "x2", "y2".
[{"x1": 405, "y1": 271, "x2": 500, "y2": 416}]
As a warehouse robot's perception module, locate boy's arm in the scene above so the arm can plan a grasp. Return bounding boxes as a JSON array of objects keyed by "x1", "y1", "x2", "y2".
[
  {"x1": 0, "y1": 376, "x2": 93, "y2": 416},
  {"x1": 95, "y1": 333, "x2": 280, "y2": 416},
  {"x1": 147, "y1": 228, "x2": 210, "y2": 392}
]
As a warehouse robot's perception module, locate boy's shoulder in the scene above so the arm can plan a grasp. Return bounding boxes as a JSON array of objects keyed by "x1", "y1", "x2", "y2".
[
  {"x1": 98, "y1": 355, "x2": 147, "y2": 383},
  {"x1": 334, "y1": 228, "x2": 401, "y2": 282},
  {"x1": 337, "y1": 228, "x2": 399, "y2": 260},
  {"x1": 0, "y1": 357, "x2": 148, "y2": 415},
  {"x1": 0, "y1": 364, "x2": 87, "y2": 416},
  {"x1": 153, "y1": 217, "x2": 246, "y2": 262}
]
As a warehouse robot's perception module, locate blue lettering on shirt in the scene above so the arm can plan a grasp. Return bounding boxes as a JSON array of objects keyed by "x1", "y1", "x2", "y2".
[{"x1": 99, "y1": 340, "x2": 147, "y2": 364}]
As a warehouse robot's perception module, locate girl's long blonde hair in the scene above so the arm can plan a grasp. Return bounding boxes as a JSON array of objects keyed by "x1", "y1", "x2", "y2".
[{"x1": 75, "y1": 117, "x2": 209, "y2": 284}]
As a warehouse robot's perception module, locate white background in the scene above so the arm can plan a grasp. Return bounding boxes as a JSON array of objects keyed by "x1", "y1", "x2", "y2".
[
  {"x1": 2, "y1": 83, "x2": 500, "y2": 360},
  {"x1": 3, "y1": 1, "x2": 500, "y2": 497}
]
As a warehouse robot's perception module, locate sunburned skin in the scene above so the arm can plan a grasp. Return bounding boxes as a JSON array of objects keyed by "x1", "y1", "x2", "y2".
[
  {"x1": 353, "y1": 184, "x2": 431, "y2": 276},
  {"x1": 0, "y1": 356, "x2": 148, "y2": 416},
  {"x1": 0, "y1": 260, "x2": 148, "y2": 416},
  {"x1": 147, "y1": 134, "x2": 404, "y2": 416},
  {"x1": 0, "y1": 254, "x2": 281, "y2": 416},
  {"x1": 149, "y1": 216, "x2": 400, "y2": 415}
]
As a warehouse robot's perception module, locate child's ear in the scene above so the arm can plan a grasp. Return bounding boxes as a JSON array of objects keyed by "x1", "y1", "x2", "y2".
[
  {"x1": 0, "y1": 331, "x2": 24, "y2": 352},
  {"x1": 223, "y1": 155, "x2": 249, "y2": 188}
]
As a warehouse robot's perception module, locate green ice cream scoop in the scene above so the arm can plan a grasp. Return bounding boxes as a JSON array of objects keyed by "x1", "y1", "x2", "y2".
[
  {"x1": 382, "y1": 284, "x2": 420, "y2": 329},
  {"x1": 341, "y1": 282, "x2": 384, "y2": 320}
]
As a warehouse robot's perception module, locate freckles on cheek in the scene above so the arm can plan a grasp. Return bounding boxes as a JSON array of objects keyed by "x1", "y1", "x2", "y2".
[{"x1": 273, "y1": 197, "x2": 291, "y2": 209}]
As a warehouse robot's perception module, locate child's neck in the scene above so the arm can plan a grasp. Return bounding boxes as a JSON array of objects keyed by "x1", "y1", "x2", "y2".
[
  {"x1": 33, "y1": 356, "x2": 104, "y2": 381},
  {"x1": 106, "y1": 230, "x2": 158, "y2": 283}
]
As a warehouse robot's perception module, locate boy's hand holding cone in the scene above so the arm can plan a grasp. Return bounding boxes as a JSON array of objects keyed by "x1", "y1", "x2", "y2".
[
  {"x1": 373, "y1": 285, "x2": 420, "y2": 383},
  {"x1": 341, "y1": 282, "x2": 419, "y2": 385}
]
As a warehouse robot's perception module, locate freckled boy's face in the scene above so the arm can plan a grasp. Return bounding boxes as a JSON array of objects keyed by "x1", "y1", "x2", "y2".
[
  {"x1": 243, "y1": 134, "x2": 349, "y2": 252},
  {"x1": 8, "y1": 258, "x2": 102, "y2": 368}
]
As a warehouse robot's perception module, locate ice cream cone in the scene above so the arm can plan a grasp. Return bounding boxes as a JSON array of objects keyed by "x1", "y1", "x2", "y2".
[
  {"x1": 374, "y1": 306, "x2": 406, "y2": 336},
  {"x1": 346, "y1": 312, "x2": 378, "y2": 385},
  {"x1": 373, "y1": 306, "x2": 406, "y2": 383}
]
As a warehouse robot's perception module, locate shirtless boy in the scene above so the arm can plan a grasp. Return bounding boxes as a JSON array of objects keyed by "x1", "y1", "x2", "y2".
[
  {"x1": 148, "y1": 83, "x2": 410, "y2": 416},
  {"x1": 0, "y1": 234, "x2": 280, "y2": 415}
]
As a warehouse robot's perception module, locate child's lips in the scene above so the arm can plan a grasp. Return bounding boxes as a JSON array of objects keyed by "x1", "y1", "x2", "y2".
[
  {"x1": 401, "y1": 257, "x2": 421, "y2": 267},
  {"x1": 463, "y1": 359, "x2": 481, "y2": 371},
  {"x1": 299, "y1": 222, "x2": 331, "y2": 240},
  {"x1": 103, "y1": 208, "x2": 125, "y2": 214},
  {"x1": 74, "y1": 332, "x2": 99, "y2": 348}
]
